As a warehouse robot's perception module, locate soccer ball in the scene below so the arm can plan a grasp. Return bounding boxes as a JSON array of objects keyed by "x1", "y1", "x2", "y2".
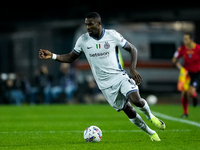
[
  {"x1": 83, "y1": 125, "x2": 102, "y2": 142},
  {"x1": 146, "y1": 95, "x2": 158, "y2": 105}
]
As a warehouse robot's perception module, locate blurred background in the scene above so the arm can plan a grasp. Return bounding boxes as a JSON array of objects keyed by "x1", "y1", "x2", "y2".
[{"x1": 0, "y1": 3, "x2": 200, "y2": 105}]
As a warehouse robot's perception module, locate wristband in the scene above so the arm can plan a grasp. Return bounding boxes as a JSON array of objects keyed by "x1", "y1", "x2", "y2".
[{"x1": 52, "y1": 53, "x2": 57, "y2": 60}]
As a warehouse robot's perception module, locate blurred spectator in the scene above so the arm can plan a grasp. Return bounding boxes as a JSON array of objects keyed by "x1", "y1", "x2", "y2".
[
  {"x1": 4, "y1": 73, "x2": 30, "y2": 105},
  {"x1": 30, "y1": 65, "x2": 53, "y2": 104},
  {"x1": 51, "y1": 63, "x2": 77, "y2": 103},
  {"x1": 84, "y1": 75, "x2": 106, "y2": 104}
]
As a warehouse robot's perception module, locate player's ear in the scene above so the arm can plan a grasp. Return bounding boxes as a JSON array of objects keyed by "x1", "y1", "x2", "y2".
[
  {"x1": 96, "y1": 18, "x2": 101, "y2": 26},
  {"x1": 97, "y1": 21, "x2": 101, "y2": 26}
]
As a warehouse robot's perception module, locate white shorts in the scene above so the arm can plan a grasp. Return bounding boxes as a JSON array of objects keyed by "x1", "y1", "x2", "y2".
[{"x1": 101, "y1": 73, "x2": 138, "y2": 112}]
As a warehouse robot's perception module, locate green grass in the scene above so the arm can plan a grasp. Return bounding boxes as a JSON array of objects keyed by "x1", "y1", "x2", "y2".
[{"x1": 0, "y1": 104, "x2": 200, "y2": 150}]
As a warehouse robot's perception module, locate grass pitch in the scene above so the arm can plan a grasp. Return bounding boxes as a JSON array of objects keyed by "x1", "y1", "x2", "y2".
[{"x1": 0, "y1": 104, "x2": 200, "y2": 150}]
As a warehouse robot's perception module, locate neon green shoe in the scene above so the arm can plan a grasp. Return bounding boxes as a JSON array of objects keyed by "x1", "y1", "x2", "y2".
[
  {"x1": 150, "y1": 133, "x2": 161, "y2": 141},
  {"x1": 150, "y1": 115, "x2": 166, "y2": 130}
]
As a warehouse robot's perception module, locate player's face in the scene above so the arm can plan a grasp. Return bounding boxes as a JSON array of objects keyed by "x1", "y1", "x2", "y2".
[
  {"x1": 85, "y1": 18, "x2": 100, "y2": 37},
  {"x1": 183, "y1": 35, "x2": 192, "y2": 46}
]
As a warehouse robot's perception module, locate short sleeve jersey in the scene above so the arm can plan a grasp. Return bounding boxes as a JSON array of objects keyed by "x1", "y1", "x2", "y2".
[
  {"x1": 73, "y1": 29, "x2": 128, "y2": 89},
  {"x1": 173, "y1": 43, "x2": 200, "y2": 73}
]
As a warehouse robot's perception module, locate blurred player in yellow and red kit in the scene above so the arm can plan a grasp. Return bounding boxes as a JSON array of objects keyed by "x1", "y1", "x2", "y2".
[{"x1": 172, "y1": 33, "x2": 200, "y2": 118}]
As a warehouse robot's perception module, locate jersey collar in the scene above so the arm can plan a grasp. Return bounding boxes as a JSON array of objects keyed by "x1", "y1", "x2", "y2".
[
  {"x1": 186, "y1": 42, "x2": 196, "y2": 50},
  {"x1": 91, "y1": 28, "x2": 105, "y2": 41}
]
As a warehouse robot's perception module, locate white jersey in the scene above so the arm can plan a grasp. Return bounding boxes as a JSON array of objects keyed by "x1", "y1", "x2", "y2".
[{"x1": 73, "y1": 29, "x2": 128, "y2": 90}]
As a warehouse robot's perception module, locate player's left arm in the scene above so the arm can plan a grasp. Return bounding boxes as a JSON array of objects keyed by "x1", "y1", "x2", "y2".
[{"x1": 123, "y1": 42, "x2": 142, "y2": 85}]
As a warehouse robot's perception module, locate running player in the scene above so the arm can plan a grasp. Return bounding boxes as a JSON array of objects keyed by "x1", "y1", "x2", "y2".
[
  {"x1": 39, "y1": 12, "x2": 165, "y2": 141},
  {"x1": 172, "y1": 33, "x2": 200, "y2": 118}
]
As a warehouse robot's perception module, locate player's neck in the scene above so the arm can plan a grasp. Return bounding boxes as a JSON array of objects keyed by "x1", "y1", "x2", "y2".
[
  {"x1": 93, "y1": 28, "x2": 103, "y2": 40},
  {"x1": 186, "y1": 42, "x2": 195, "y2": 49}
]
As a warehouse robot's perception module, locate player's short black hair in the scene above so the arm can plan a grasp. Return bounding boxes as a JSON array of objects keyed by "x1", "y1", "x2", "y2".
[
  {"x1": 184, "y1": 32, "x2": 194, "y2": 40},
  {"x1": 86, "y1": 12, "x2": 101, "y2": 20}
]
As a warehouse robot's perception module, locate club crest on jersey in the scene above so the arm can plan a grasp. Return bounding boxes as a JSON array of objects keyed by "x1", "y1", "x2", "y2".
[{"x1": 104, "y1": 42, "x2": 110, "y2": 49}]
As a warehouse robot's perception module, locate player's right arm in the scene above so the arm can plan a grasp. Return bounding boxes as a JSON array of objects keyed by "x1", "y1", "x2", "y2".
[
  {"x1": 39, "y1": 35, "x2": 83, "y2": 63},
  {"x1": 39, "y1": 34, "x2": 83, "y2": 63},
  {"x1": 172, "y1": 57, "x2": 182, "y2": 69},
  {"x1": 172, "y1": 47, "x2": 182, "y2": 69},
  {"x1": 39, "y1": 49, "x2": 80, "y2": 63}
]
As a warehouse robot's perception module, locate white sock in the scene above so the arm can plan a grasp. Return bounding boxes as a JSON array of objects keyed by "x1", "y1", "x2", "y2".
[
  {"x1": 129, "y1": 113, "x2": 155, "y2": 136},
  {"x1": 138, "y1": 99, "x2": 153, "y2": 120}
]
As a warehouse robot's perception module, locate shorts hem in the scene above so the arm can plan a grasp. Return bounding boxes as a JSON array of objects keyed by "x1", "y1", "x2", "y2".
[
  {"x1": 117, "y1": 98, "x2": 130, "y2": 112},
  {"x1": 126, "y1": 89, "x2": 138, "y2": 97}
]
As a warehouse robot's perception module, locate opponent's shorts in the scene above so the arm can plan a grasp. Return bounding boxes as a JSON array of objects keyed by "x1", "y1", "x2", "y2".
[
  {"x1": 188, "y1": 71, "x2": 200, "y2": 88},
  {"x1": 101, "y1": 72, "x2": 138, "y2": 112}
]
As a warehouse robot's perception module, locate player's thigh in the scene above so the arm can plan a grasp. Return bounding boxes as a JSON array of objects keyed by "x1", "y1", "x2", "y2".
[
  {"x1": 181, "y1": 91, "x2": 186, "y2": 98},
  {"x1": 120, "y1": 78, "x2": 142, "y2": 105},
  {"x1": 127, "y1": 91, "x2": 145, "y2": 107},
  {"x1": 120, "y1": 77, "x2": 138, "y2": 97}
]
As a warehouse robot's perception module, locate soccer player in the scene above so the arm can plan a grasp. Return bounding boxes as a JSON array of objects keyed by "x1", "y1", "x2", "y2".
[
  {"x1": 39, "y1": 12, "x2": 165, "y2": 141},
  {"x1": 172, "y1": 33, "x2": 200, "y2": 118}
]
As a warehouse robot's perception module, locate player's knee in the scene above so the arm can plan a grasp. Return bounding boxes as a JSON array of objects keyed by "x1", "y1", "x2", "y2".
[
  {"x1": 128, "y1": 92, "x2": 144, "y2": 107},
  {"x1": 133, "y1": 100, "x2": 144, "y2": 107},
  {"x1": 130, "y1": 97, "x2": 145, "y2": 107}
]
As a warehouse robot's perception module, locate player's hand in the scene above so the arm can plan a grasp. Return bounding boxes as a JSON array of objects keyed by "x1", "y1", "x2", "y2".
[
  {"x1": 130, "y1": 68, "x2": 143, "y2": 85},
  {"x1": 39, "y1": 49, "x2": 52, "y2": 59}
]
